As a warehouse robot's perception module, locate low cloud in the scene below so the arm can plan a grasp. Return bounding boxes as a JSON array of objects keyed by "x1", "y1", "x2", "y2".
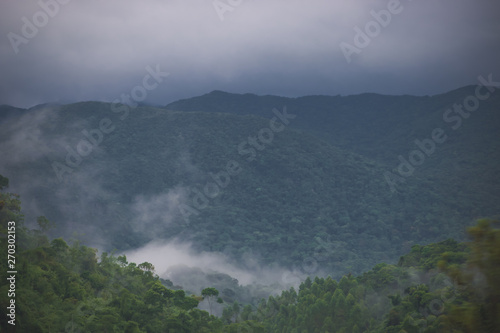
[
  {"x1": 123, "y1": 239, "x2": 307, "y2": 293},
  {"x1": 0, "y1": 106, "x2": 60, "y2": 166},
  {"x1": 1, "y1": 0, "x2": 499, "y2": 107},
  {"x1": 130, "y1": 188, "x2": 189, "y2": 237}
]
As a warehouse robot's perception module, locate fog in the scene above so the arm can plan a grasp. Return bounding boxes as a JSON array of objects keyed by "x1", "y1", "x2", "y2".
[
  {"x1": 124, "y1": 239, "x2": 305, "y2": 287},
  {"x1": 1, "y1": 0, "x2": 499, "y2": 108},
  {"x1": 122, "y1": 238, "x2": 308, "y2": 315},
  {"x1": 0, "y1": 106, "x2": 310, "y2": 305}
]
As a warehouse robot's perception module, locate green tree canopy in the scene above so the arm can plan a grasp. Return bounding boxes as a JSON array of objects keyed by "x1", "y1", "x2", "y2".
[{"x1": 202, "y1": 287, "x2": 220, "y2": 315}]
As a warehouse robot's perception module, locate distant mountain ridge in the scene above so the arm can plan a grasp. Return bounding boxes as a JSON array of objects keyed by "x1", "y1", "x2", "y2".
[
  {"x1": 165, "y1": 85, "x2": 500, "y2": 215},
  {"x1": 165, "y1": 85, "x2": 497, "y2": 159}
]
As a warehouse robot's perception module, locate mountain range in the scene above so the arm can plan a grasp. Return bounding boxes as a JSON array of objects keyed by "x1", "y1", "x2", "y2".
[{"x1": 0, "y1": 85, "x2": 499, "y2": 277}]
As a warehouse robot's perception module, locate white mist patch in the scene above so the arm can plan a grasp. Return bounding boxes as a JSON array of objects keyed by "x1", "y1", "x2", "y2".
[
  {"x1": 130, "y1": 187, "x2": 189, "y2": 237},
  {"x1": 123, "y1": 240, "x2": 308, "y2": 291},
  {"x1": 0, "y1": 106, "x2": 60, "y2": 166},
  {"x1": 124, "y1": 240, "x2": 254, "y2": 284}
]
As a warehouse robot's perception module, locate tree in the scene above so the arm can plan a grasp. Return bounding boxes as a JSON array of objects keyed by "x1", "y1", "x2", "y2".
[
  {"x1": 231, "y1": 301, "x2": 240, "y2": 323},
  {"x1": 37, "y1": 216, "x2": 54, "y2": 233},
  {"x1": 440, "y1": 219, "x2": 500, "y2": 332},
  {"x1": 0, "y1": 174, "x2": 8, "y2": 190},
  {"x1": 117, "y1": 255, "x2": 128, "y2": 267},
  {"x1": 137, "y1": 262, "x2": 155, "y2": 273},
  {"x1": 222, "y1": 306, "x2": 234, "y2": 324},
  {"x1": 145, "y1": 281, "x2": 174, "y2": 309},
  {"x1": 202, "y1": 287, "x2": 219, "y2": 315}
]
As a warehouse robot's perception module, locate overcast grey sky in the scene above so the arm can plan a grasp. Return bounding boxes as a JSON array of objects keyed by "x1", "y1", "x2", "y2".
[{"x1": 1, "y1": 0, "x2": 499, "y2": 108}]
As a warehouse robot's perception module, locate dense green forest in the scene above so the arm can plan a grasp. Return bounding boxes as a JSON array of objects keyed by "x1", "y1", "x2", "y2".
[
  {"x1": 0, "y1": 88, "x2": 499, "y2": 331},
  {"x1": 166, "y1": 87, "x2": 500, "y2": 217},
  {"x1": 1, "y1": 87, "x2": 499, "y2": 279},
  {"x1": 1, "y1": 176, "x2": 499, "y2": 332}
]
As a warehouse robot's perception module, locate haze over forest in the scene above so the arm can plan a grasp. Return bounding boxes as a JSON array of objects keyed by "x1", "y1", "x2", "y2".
[{"x1": 1, "y1": 0, "x2": 499, "y2": 332}]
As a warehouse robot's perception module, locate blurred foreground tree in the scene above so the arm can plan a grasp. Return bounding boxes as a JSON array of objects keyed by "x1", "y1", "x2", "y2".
[
  {"x1": 440, "y1": 218, "x2": 500, "y2": 332},
  {"x1": 0, "y1": 175, "x2": 9, "y2": 190}
]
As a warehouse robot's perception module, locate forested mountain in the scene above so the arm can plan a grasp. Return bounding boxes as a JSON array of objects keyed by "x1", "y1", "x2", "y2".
[
  {"x1": 253, "y1": 219, "x2": 500, "y2": 333},
  {"x1": 1, "y1": 180, "x2": 499, "y2": 332},
  {"x1": 2, "y1": 0, "x2": 498, "y2": 330},
  {"x1": 166, "y1": 87, "x2": 500, "y2": 216},
  {"x1": 2, "y1": 87, "x2": 499, "y2": 279},
  {"x1": 1, "y1": 87, "x2": 500, "y2": 331}
]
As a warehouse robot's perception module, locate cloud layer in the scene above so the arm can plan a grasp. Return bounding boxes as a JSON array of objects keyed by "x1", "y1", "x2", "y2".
[
  {"x1": 123, "y1": 239, "x2": 306, "y2": 292},
  {"x1": 1, "y1": 0, "x2": 499, "y2": 108}
]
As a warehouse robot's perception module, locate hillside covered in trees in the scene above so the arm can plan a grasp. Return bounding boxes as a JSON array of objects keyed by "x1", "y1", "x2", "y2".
[
  {"x1": 1, "y1": 87, "x2": 500, "y2": 331},
  {"x1": 1, "y1": 176, "x2": 499, "y2": 332},
  {"x1": 2, "y1": 0, "x2": 498, "y2": 330},
  {"x1": 0, "y1": 87, "x2": 499, "y2": 280}
]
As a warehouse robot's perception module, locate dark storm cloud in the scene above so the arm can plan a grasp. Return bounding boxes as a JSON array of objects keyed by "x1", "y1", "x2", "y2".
[{"x1": 0, "y1": 0, "x2": 499, "y2": 108}]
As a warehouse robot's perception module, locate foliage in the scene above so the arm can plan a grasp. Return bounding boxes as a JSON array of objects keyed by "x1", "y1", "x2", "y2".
[
  {"x1": 230, "y1": 221, "x2": 499, "y2": 332},
  {"x1": 2, "y1": 89, "x2": 499, "y2": 278},
  {"x1": 202, "y1": 287, "x2": 220, "y2": 315},
  {"x1": 438, "y1": 219, "x2": 500, "y2": 332},
  {"x1": 1, "y1": 87, "x2": 499, "y2": 332},
  {"x1": 0, "y1": 174, "x2": 8, "y2": 190},
  {"x1": 0, "y1": 188, "x2": 223, "y2": 332},
  {"x1": 1, "y1": 182, "x2": 499, "y2": 331}
]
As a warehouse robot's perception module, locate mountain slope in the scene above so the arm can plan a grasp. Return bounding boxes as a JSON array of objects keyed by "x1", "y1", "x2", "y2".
[
  {"x1": 0, "y1": 88, "x2": 498, "y2": 277},
  {"x1": 166, "y1": 87, "x2": 500, "y2": 219}
]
